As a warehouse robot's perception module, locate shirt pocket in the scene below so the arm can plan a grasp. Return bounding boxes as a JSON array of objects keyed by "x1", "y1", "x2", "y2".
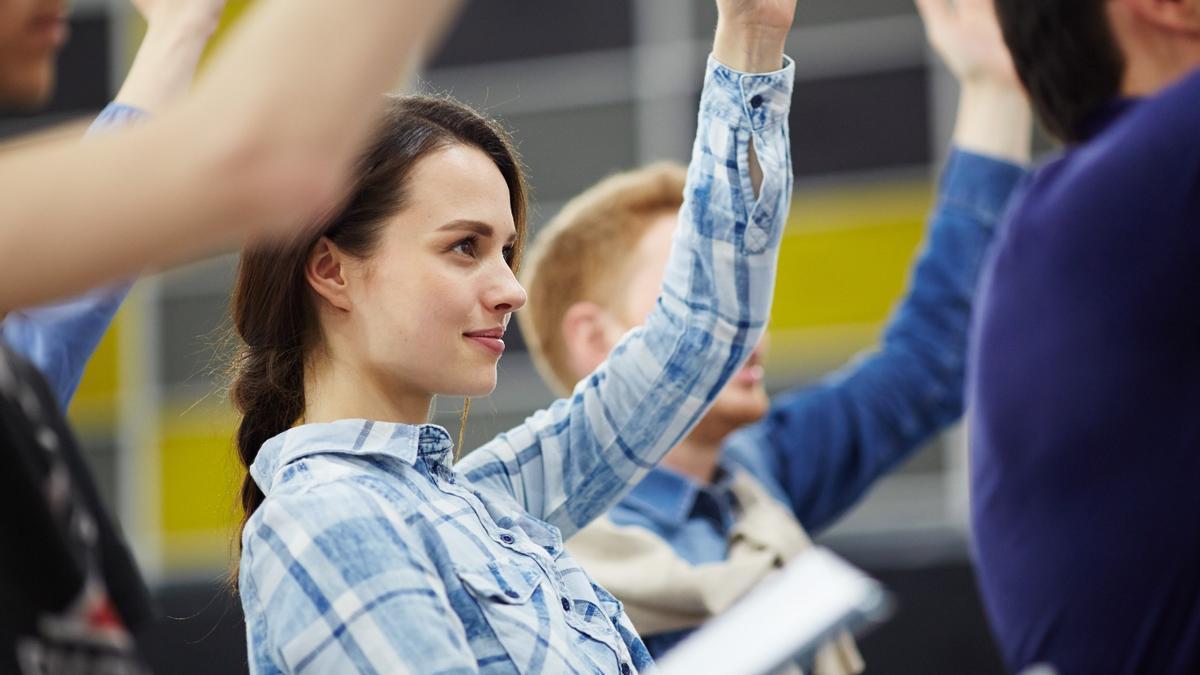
[
  {"x1": 456, "y1": 559, "x2": 545, "y2": 668},
  {"x1": 458, "y1": 560, "x2": 540, "y2": 604}
]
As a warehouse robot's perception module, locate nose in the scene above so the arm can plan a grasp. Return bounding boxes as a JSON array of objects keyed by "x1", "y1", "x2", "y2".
[{"x1": 487, "y1": 264, "x2": 527, "y2": 314}]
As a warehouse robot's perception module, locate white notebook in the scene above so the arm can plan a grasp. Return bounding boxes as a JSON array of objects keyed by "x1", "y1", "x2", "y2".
[{"x1": 649, "y1": 547, "x2": 890, "y2": 675}]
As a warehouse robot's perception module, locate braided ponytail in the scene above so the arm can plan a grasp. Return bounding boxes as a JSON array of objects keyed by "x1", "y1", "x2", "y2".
[{"x1": 228, "y1": 245, "x2": 314, "y2": 589}]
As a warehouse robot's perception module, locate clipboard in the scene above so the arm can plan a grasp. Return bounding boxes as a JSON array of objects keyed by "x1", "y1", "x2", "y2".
[{"x1": 649, "y1": 547, "x2": 891, "y2": 675}]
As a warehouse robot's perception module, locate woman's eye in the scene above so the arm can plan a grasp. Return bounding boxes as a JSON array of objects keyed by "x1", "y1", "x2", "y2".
[
  {"x1": 502, "y1": 245, "x2": 515, "y2": 267},
  {"x1": 451, "y1": 237, "x2": 477, "y2": 257}
]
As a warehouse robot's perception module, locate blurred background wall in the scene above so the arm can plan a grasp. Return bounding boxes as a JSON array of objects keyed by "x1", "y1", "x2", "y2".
[{"x1": 1, "y1": 1, "x2": 1017, "y2": 672}]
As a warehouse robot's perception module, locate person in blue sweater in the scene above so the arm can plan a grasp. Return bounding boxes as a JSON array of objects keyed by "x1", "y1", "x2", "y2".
[
  {"x1": 970, "y1": 0, "x2": 1200, "y2": 673},
  {"x1": 518, "y1": 1, "x2": 1031, "y2": 671}
]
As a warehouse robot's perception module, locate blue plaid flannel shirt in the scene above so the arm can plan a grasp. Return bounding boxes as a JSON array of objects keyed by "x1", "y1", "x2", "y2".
[{"x1": 239, "y1": 54, "x2": 795, "y2": 675}]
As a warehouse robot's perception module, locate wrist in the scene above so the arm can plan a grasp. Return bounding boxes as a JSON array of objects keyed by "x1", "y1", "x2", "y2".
[
  {"x1": 144, "y1": 10, "x2": 221, "y2": 44},
  {"x1": 953, "y1": 81, "x2": 1033, "y2": 164},
  {"x1": 712, "y1": 19, "x2": 788, "y2": 73}
]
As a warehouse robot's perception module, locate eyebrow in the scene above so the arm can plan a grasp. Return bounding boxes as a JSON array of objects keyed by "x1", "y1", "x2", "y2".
[{"x1": 438, "y1": 219, "x2": 518, "y2": 243}]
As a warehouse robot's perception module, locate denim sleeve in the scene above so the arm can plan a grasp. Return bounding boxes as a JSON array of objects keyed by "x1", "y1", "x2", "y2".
[
  {"x1": 725, "y1": 148, "x2": 1029, "y2": 534},
  {"x1": 1, "y1": 103, "x2": 148, "y2": 410},
  {"x1": 459, "y1": 55, "x2": 795, "y2": 540}
]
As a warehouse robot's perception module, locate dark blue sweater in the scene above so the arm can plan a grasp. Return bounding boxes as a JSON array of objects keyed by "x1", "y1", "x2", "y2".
[{"x1": 968, "y1": 69, "x2": 1200, "y2": 674}]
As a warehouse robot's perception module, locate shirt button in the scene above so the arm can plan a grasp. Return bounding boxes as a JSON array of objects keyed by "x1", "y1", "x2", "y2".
[
  {"x1": 500, "y1": 533, "x2": 515, "y2": 545},
  {"x1": 560, "y1": 598, "x2": 571, "y2": 612},
  {"x1": 750, "y1": 94, "x2": 764, "y2": 108},
  {"x1": 620, "y1": 663, "x2": 631, "y2": 675}
]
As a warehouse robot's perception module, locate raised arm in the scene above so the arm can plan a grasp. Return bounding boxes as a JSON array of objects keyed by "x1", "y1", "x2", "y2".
[
  {"x1": 2, "y1": 0, "x2": 226, "y2": 409},
  {"x1": 725, "y1": 0, "x2": 1034, "y2": 533},
  {"x1": 459, "y1": 0, "x2": 796, "y2": 540},
  {"x1": 0, "y1": 0, "x2": 463, "y2": 311}
]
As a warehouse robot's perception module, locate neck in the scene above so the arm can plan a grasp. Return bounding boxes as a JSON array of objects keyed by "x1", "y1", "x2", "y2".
[
  {"x1": 659, "y1": 418, "x2": 731, "y2": 485},
  {"x1": 1114, "y1": 10, "x2": 1200, "y2": 97},
  {"x1": 303, "y1": 348, "x2": 432, "y2": 425},
  {"x1": 1121, "y1": 47, "x2": 1200, "y2": 97}
]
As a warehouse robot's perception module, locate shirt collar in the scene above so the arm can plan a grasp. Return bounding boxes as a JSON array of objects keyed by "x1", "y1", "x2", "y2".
[
  {"x1": 621, "y1": 460, "x2": 739, "y2": 529},
  {"x1": 249, "y1": 419, "x2": 454, "y2": 493}
]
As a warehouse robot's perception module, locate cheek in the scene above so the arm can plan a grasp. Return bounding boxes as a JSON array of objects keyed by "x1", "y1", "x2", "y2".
[{"x1": 366, "y1": 263, "x2": 473, "y2": 345}]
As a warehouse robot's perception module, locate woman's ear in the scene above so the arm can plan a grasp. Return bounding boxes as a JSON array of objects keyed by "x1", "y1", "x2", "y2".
[
  {"x1": 561, "y1": 301, "x2": 625, "y2": 383},
  {"x1": 305, "y1": 237, "x2": 353, "y2": 312}
]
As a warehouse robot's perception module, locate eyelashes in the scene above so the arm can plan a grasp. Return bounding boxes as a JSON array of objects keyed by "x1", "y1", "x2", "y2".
[
  {"x1": 449, "y1": 235, "x2": 515, "y2": 267},
  {"x1": 449, "y1": 235, "x2": 478, "y2": 258}
]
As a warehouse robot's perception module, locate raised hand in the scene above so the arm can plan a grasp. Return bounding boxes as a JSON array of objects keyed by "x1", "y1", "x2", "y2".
[
  {"x1": 713, "y1": 0, "x2": 797, "y2": 73},
  {"x1": 915, "y1": 0, "x2": 1018, "y2": 88},
  {"x1": 716, "y1": 0, "x2": 797, "y2": 36},
  {"x1": 916, "y1": 0, "x2": 1032, "y2": 164}
]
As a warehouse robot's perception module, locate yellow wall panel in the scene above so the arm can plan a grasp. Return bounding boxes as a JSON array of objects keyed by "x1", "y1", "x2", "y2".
[
  {"x1": 766, "y1": 181, "x2": 934, "y2": 370},
  {"x1": 159, "y1": 407, "x2": 240, "y2": 535}
]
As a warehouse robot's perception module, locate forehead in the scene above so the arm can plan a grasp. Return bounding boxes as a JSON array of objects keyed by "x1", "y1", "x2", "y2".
[
  {"x1": 630, "y1": 210, "x2": 678, "y2": 278},
  {"x1": 405, "y1": 143, "x2": 516, "y2": 237},
  {"x1": 612, "y1": 209, "x2": 678, "y2": 322}
]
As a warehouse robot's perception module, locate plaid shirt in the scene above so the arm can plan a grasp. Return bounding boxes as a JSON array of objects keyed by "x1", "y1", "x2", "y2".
[{"x1": 240, "y1": 54, "x2": 795, "y2": 675}]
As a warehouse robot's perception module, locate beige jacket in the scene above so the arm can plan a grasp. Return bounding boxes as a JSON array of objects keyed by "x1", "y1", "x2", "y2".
[{"x1": 567, "y1": 470, "x2": 863, "y2": 675}]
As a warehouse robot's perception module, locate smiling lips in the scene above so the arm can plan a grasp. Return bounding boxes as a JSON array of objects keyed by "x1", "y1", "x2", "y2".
[{"x1": 464, "y1": 328, "x2": 506, "y2": 356}]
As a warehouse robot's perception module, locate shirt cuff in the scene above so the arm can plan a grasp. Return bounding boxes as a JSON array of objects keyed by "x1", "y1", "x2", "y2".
[
  {"x1": 938, "y1": 147, "x2": 1030, "y2": 225},
  {"x1": 87, "y1": 102, "x2": 149, "y2": 135},
  {"x1": 702, "y1": 54, "x2": 795, "y2": 132}
]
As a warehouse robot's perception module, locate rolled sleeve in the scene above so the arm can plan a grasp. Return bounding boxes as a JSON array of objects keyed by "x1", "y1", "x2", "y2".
[
  {"x1": 88, "y1": 102, "x2": 148, "y2": 134},
  {"x1": 939, "y1": 147, "x2": 1030, "y2": 227}
]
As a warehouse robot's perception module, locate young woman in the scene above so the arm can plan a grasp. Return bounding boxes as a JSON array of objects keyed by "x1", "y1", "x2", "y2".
[{"x1": 231, "y1": 1, "x2": 798, "y2": 672}]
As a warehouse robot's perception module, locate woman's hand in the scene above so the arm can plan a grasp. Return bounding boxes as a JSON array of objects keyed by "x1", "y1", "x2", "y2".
[
  {"x1": 916, "y1": 0, "x2": 1033, "y2": 162},
  {"x1": 915, "y1": 0, "x2": 1018, "y2": 88},
  {"x1": 713, "y1": 0, "x2": 797, "y2": 73}
]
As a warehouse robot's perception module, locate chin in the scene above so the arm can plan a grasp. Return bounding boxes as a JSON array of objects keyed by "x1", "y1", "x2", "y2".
[
  {"x1": 708, "y1": 390, "x2": 770, "y2": 428},
  {"x1": 0, "y1": 70, "x2": 55, "y2": 109},
  {"x1": 446, "y1": 370, "x2": 499, "y2": 398}
]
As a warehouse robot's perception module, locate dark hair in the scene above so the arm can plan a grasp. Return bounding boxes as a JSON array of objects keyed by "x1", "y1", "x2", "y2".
[
  {"x1": 993, "y1": 0, "x2": 1126, "y2": 143},
  {"x1": 227, "y1": 95, "x2": 527, "y2": 586}
]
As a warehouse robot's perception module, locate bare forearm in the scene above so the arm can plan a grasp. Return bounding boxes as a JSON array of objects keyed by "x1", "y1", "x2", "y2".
[
  {"x1": 711, "y1": 11, "x2": 791, "y2": 195},
  {"x1": 953, "y1": 81, "x2": 1033, "y2": 164},
  {"x1": 0, "y1": 0, "x2": 462, "y2": 310},
  {"x1": 712, "y1": 19, "x2": 788, "y2": 74},
  {"x1": 193, "y1": 0, "x2": 462, "y2": 179}
]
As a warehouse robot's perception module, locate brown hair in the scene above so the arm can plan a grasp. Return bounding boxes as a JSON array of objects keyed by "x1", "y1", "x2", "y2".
[
  {"x1": 994, "y1": 0, "x2": 1125, "y2": 142},
  {"x1": 228, "y1": 95, "x2": 527, "y2": 584},
  {"x1": 518, "y1": 162, "x2": 685, "y2": 395}
]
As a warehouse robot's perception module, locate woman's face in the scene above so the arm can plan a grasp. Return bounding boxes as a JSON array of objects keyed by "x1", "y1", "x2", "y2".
[{"x1": 341, "y1": 142, "x2": 525, "y2": 401}]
